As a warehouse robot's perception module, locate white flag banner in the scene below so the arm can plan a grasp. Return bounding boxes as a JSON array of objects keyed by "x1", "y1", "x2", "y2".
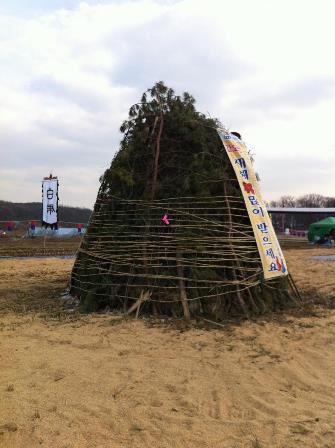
[
  {"x1": 42, "y1": 178, "x2": 58, "y2": 226},
  {"x1": 218, "y1": 131, "x2": 288, "y2": 280}
]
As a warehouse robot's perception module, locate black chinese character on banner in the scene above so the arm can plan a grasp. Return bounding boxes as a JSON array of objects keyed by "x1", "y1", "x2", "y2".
[
  {"x1": 47, "y1": 204, "x2": 55, "y2": 214},
  {"x1": 47, "y1": 188, "x2": 54, "y2": 200}
]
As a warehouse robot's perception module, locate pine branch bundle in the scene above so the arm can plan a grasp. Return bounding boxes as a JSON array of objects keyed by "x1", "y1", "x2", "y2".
[{"x1": 70, "y1": 82, "x2": 294, "y2": 319}]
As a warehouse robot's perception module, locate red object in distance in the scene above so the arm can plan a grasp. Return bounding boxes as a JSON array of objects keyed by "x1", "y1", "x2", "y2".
[{"x1": 6, "y1": 221, "x2": 14, "y2": 231}]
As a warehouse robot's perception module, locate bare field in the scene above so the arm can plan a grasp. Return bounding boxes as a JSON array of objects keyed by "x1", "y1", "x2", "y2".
[
  {"x1": 0, "y1": 246, "x2": 335, "y2": 448},
  {"x1": 0, "y1": 237, "x2": 81, "y2": 258},
  {"x1": 285, "y1": 247, "x2": 335, "y2": 303}
]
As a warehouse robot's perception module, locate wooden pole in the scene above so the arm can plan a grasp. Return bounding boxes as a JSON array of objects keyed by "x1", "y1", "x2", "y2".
[
  {"x1": 43, "y1": 233, "x2": 46, "y2": 255},
  {"x1": 223, "y1": 182, "x2": 251, "y2": 315},
  {"x1": 176, "y1": 250, "x2": 191, "y2": 320},
  {"x1": 150, "y1": 111, "x2": 164, "y2": 201},
  {"x1": 288, "y1": 273, "x2": 302, "y2": 302},
  {"x1": 147, "y1": 112, "x2": 163, "y2": 315},
  {"x1": 126, "y1": 290, "x2": 151, "y2": 317}
]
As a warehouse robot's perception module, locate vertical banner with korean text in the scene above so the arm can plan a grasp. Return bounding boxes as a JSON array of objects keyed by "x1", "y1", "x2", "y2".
[
  {"x1": 42, "y1": 178, "x2": 59, "y2": 228},
  {"x1": 218, "y1": 131, "x2": 288, "y2": 280}
]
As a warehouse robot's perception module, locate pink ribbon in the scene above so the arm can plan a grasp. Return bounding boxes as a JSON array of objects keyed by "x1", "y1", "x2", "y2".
[{"x1": 162, "y1": 214, "x2": 170, "y2": 225}]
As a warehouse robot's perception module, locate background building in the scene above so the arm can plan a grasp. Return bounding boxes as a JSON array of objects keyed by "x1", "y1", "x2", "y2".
[{"x1": 268, "y1": 208, "x2": 335, "y2": 233}]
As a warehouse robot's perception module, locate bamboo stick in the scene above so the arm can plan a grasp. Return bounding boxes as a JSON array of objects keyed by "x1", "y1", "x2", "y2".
[{"x1": 176, "y1": 251, "x2": 191, "y2": 320}]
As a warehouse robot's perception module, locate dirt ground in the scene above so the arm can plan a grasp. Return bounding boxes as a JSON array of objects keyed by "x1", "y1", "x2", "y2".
[
  {"x1": 0, "y1": 237, "x2": 81, "y2": 258},
  {"x1": 0, "y1": 247, "x2": 334, "y2": 448}
]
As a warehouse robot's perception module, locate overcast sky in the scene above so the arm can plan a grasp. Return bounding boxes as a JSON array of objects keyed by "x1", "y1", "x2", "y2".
[{"x1": 1, "y1": 0, "x2": 334, "y2": 208}]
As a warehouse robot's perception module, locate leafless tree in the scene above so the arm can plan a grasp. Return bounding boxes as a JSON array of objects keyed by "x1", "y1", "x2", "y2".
[
  {"x1": 270, "y1": 195, "x2": 296, "y2": 207},
  {"x1": 270, "y1": 194, "x2": 335, "y2": 208}
]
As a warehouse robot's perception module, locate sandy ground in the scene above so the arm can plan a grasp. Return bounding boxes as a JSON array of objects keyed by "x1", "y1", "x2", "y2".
[
  {"x1": 285, "y1": 247, "x2": 335, "y2": 302},
  {"x1": 0, "y1": 247, "x2": 335, "y2": 448}
]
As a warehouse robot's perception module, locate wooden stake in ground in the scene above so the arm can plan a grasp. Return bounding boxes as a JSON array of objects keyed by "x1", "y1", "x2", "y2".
[
  {"x1": 223, "y1": 182, "x2": 250, "y2": 316},
  {"x1": 176, "y1": 251, "x2": 191, "y2": 320},
  {"x1": 126, "y1": 290, "x2": 151, "y2": 318}
]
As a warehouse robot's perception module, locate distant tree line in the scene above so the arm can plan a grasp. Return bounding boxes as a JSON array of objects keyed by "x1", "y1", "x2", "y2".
[
  {"x1": 270, "y1": 194, "x2": 335, "y2": 208},
  {"x1": 0, "y1": 201, "x2": 92, "y2": 223}
]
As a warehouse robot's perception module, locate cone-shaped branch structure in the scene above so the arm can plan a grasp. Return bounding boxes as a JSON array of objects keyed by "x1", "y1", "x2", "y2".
[{"x1": 70, "y1": 82, "x2": 294, "y2": 318}]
